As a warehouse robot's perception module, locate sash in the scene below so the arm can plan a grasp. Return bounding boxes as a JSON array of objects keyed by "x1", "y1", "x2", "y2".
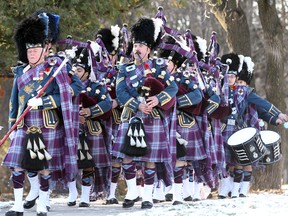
[{"x1": 17, "y1": 63, "x2": 54, "y2": 116}]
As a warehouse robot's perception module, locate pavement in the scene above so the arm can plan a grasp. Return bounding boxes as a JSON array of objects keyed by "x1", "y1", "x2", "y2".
[{"x1": 0, "y1": 197, "x2": 164, "y2": 216}]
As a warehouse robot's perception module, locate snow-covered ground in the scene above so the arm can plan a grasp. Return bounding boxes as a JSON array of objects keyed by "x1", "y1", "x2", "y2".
[{"x1": 1, "y1": 186, "x2": 288, "y2": 216}]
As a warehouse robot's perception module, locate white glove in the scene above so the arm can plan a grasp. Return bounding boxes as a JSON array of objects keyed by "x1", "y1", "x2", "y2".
[
  {"x1": 65, "y1": 47, "x2": 76, "y2": 59},
  {"x1": 27, "y1": 97, "x2": 43, "y2": 107},
  {"x1": 9, "y1": 130, "x2": 16, "y2": 140}
]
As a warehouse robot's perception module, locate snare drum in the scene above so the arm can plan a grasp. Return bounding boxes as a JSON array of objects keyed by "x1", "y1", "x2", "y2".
[
  {"x1": 227, "y1": 127, "x2": 267, "y2": 165},
  {"x1": 259, "y1": 130, "x2": 282, "y2": 165}
]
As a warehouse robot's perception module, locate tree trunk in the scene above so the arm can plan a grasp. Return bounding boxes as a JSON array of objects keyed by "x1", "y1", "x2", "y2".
[
  {"x1": 208, "y1": 0, "x2": 251, "y2": 55},
  {"x1": 252, "y1": 0, "x2": 286, "y2": 190}
]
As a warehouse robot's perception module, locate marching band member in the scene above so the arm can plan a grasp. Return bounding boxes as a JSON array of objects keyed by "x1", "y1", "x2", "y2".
[
  {"x1": 23, "y1": 12, "x2": 83, "y2": 212},
  {"x1": 157, "y1": 34, "x2": 204, "y2": 205},
  {"x1": 94, "y1": 25, "x2": 124, "y2": 204},
  {"x1": 220, "y1": 53, "x2": 288, "y2": 198},
  {"x1": 2, "y1": 12, "x2": 78, "y2": 216},
  {"x1": 114, "y1": 17, "x2": 178, "y2": 209},
  {"x1": 67, "y1": 47, "x2": 112, "y2": 207}
]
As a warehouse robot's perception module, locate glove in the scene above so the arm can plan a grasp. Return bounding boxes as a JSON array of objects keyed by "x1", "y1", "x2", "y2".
[
  {"x1": 27, "y1": 97, "x2": 43, "y2": 107},
  {"x1": 9, "y1": 130, "x2": 16, "y2": 140}
]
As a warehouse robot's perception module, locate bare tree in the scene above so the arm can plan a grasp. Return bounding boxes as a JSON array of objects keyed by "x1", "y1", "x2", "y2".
[{"x1": 252, "y1": 0, "x2": 286, "y2": 190}]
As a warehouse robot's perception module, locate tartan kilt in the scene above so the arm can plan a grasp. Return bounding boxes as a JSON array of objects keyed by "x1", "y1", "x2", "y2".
[
  {"x1": 211, "y1": 119, "x2": 226, "y2": 175},
  {"x1": 112, "y1": 111, "x2": 171, "y2": 162},
  {"x1": 177, "y1": 123, "x2": 207, "y2": 161},
  {"x1": 2, "y1": 110, "x2": 65, "y2": 171},
  {"x1": 82, "y1": 124, "x2": 111, "y2": 168},
  {"x1": 222, "y1": 124, "x2": 238, "y2": 165}
]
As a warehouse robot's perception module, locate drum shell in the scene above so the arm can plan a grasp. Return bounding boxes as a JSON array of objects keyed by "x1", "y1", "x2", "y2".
[
  {"x1": 227, "y1": 128, "x2": 267, "y2": 166},
  {"x1": 259, "y1": 131, "x2": 282, "y2": 165}
]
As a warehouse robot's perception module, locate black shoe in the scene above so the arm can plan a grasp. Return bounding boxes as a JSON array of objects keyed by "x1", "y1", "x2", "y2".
[
  {"x1": 184, "y1": 196, "x2": 192, "y2": 201},
  {"x1": 23, "y1": 196, "x2": 38, "y2": 209},
  {"x1": 165, "y1": 193, "x2": 173, "y2": 201},
  {"x1": 122, "y1": 199, "x2": 135, "y2": 208},
  {"x1": 105, "y1": 198, "x2": 119, "y2": 205},
  {"x1": 218, "y1": 195, "x2": 226, "y2": 199},
  {"x1": 79, "y1": 202, "x2": 90, "y2": 207},
  {"x1": 46, "y1": 206, "x2": 50, "y2": 212},
  {"x1": 192, "y1": 198, "x2": 200, "y2": 202},
  {"x1": 37, "y1": 212, "x2": 47, "y2": 216},
  {"x1": 172, "y1": 200, "x2": 183, "y2": 205},
  {"x1": 133, "y1": 196, "x2": 141, "y2": 202},
  {"x1": 231, "y1": 196, "x2": 237, "y2": 198},
  {"x1": 67, "y1": 201, "x2": 76, "y2": 206},
  {"x1": 141, "y1": 201, "x2": 153, "y2": 209},
  {"x1": 239, "y1": 194, "x2": 246, "y2": 198},
  {"x1": 5, "y1": 210, "x2": 23, "y2": 216},
  {"x1": 152, "y1": 199, "x2": 165, "y2": 204},
  {"x1": 228, "y1": 192, "x2": 232, "y2": 197}
]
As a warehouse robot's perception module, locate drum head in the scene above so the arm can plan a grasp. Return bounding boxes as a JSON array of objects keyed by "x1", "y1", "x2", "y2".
[
  {"x1": 260, "y1": 130, "x2": 280, "y2": 145},
  {"x1": 227, "y1": 127, "x2": 257, "y2": 146}
]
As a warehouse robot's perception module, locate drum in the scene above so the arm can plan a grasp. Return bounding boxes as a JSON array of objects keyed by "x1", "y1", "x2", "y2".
[
  {"x1": 227, "y1": 127, "x2": 267, "y2": 165},
  {"x1": 259, "y1": 130, "x2": 282, "y2": 165}
]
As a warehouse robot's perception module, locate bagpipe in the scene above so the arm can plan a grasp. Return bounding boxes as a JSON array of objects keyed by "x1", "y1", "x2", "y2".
[
  {"x1": 139, "y1": 55, "x2": 176, "y2": 111},
  {"x1": 184, "y1": 30, "x2": 231, "y2": 119},
  {"x1": 79, "y1": 91, "x2": 112, "y2": 121},
  {"x1": 201, "y1": 32, "x2": 231, "y2": 119}
]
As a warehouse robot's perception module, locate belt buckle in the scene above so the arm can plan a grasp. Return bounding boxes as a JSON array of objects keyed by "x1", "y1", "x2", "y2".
[{"x1": 227, "y1": 119, "x2": 235, "y2": 125}]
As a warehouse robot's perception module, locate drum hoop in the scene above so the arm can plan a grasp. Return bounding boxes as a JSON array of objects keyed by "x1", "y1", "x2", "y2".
[
  {"x1": 260, "y1": 130, "x2": 281, "y2": 145},
  {"x1": 227, "y1": 127, "x2": 258, "y2": 146}
]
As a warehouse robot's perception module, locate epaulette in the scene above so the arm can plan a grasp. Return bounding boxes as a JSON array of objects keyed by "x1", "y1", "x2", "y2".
[
  {"x1": 11, "y1": 63, "x2": 29, "y2": 75},
  {"x1": 117, "y1": 62, "x2": 134, "y2": 74}
]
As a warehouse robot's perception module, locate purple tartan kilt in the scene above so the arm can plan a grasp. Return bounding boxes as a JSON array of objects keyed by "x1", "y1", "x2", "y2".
[
  {"x1": 177, "y1": 124, "x2": 207, "y2": 161},
  {"x1": 222, "y1": 124, "x2": 238, "y2": 165},
  {"x1": 112, "y1": 112, "x2": 171, "y2": 162},
  {"x1": 112, "y1": 121, "x2": 120, "y2": 138},
  {"x1": 2, "y1": 110, "x2": 65, "y2": 171},
  {"x1": 83, "y1": 124, "x2": 111, "y2": 168},
  {"x1": 206, "y1": 129, "x2": 217, "y2": 165}
]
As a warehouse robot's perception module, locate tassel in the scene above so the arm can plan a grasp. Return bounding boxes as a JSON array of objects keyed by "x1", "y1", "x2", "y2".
[
  {"x1": 130, "y1": 137, "x2": 136, "y2": 146},
  {"x1": 127, "y1": 127, "x2": 133, "y2": 136},
  {"x1": 182, "y1": 139, "x2": 188, "y2": 146},
  {"x1": 133, "y1": 128, "x2": 139, "y2": 137},
  {"x1": 139, "y1": 128, "x2": 145, "y2": 137},
  {"x1": 177, "y1": 138, "x2": 188, "y2": 145},
  {"x1": 78, "y1": 142, "x2": 82, "y2": 150},
  {"x1": 38, "y1": 139, "x2": 45, "y2": 149},
  {"x1": 79, "y1": 151, "x2": 85, "y2": 160},
  {"x1": 29, "y1": 149, "x2": 37, "y2": 159},
  {"x1": 37, "y1": 151, "x2": 44, "y2": 160},
  {"x1": 27, "y1": 139, "x2": 32, "y2": 150},
  {"x1": 136, "y1": 137, "x2": 141, "y2": 147},
  {"x1": 87, "y1": 152, "x2": 93, "y2": 160},
  {"x1": 33, "y1": 140, "x2": 39, "y2": 151},
  {"x1": 44, "y1": 149, "x2": 52, "y2": 160},
  {"x1": 141, "y1": 138, "x2": 147, "y2": 148},
  {"x1": 84, "y1": 141, "x2": 89, "y2": 150}
]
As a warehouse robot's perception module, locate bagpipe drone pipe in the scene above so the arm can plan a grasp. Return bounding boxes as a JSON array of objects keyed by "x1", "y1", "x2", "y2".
[{"x1": 185, "y1": 30, "x2": 231, "y2": 119}]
